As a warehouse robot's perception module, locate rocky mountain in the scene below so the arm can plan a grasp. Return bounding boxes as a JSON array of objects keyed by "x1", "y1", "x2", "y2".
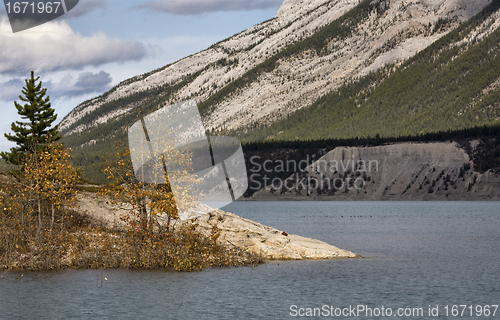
[{"x1": 59, "y1": 0, "x2": 500, "y2": 183}]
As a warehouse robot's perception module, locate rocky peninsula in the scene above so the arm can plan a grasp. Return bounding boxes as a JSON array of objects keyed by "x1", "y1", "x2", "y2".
[{"x1": 76, "y1": 192, "x2": 360, "y2": 260}]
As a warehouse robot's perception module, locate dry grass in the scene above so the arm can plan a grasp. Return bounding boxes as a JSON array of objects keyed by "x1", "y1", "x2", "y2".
[
  {"x1": 0, "y1": 208, "x2": 262, "y2": 271},
  {"x1": 0, "y1": 173, "x2": 262, "y2": 272}
]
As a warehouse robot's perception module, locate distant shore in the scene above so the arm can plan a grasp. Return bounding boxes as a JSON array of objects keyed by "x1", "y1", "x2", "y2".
[{"x1": 246, "y1": 142, "x2": 500, "y2": 201}]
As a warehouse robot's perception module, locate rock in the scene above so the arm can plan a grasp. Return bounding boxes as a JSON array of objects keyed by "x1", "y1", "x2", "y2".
[
  {"x1": 194, "y1": 209, "x2": 360, "y2": 260},
  {"x1": 73, "y1": 193, "x2": 360, "y2": 260},
  {"x1": 0, "y1": 174, "x2": 13, "y2": 185},
  {"x1": 74, "y1": 192, "x2": 128, "y2": 229}
]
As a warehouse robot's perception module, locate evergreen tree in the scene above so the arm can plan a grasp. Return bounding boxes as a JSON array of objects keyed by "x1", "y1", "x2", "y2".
[{"x1": 1, "y1": 71, "x2": 60, "y2": 165}]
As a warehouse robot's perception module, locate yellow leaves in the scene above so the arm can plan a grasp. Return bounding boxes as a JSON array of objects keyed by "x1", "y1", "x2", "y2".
[
  {"x1": 7, "y1": 141, "x2": 79, "y2": 220},
  {"x1": 37, "y1": 141, "x2": 259, "y2": 271}
]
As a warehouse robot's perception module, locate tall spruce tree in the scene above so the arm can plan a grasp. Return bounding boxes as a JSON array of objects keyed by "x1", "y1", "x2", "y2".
[{"x1": 1, "y1": 71, "x2": 60, "y2": 165}]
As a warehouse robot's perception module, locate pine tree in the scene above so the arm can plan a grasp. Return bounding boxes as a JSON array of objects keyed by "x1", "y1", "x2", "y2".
[{"x1": 1, "y1": 71, "x2": 60, "y2": 165}]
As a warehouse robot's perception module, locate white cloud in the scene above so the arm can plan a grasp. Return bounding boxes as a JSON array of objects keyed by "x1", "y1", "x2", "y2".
[
  {"x1": 0, "y1": 16, "x2": 146, "y2": 75},
  {"x1": 0, "y1": 70, "x2": 113, "y2": 102},
  {"x1": 138, "y1": 0, "x2": 282, "y2": 15},
  {"x1": 50, "y1": 71, "x2": 113, "y2": 98}
]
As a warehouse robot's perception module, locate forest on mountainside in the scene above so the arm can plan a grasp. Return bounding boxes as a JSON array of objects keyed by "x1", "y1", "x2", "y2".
[{"x1": 60, "y1": 0, "x2": 500, "y2": 183}]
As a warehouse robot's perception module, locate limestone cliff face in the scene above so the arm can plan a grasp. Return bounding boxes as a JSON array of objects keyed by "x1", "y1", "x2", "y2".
[{"x1": 251, "y1": 142, "x2": 500, "y2": 200}]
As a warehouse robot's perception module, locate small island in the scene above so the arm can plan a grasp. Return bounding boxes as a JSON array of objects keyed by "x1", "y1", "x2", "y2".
[
  {"x1": 76, "y1": 191, "x2": 360, "y2": 261},
  {"x1": 0, "y1": 177, "x2": 360, "y2": 271}
]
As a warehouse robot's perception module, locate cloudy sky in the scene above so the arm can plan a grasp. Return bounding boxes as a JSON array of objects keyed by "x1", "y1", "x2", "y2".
[{"x1": 0, "y1": 0, "x2": 282, "y2": 152}]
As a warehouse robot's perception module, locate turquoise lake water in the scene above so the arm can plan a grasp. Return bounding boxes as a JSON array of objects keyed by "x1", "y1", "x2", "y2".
[{"x1": 1, "y1": 201, "x2": 499, "y2": 319}]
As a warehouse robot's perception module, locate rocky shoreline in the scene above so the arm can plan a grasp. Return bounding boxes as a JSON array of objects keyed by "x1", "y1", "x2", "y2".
[
  {"x1": 195, "y1": 209, "x2": 360, "y2": 260},
  {"x1": 75, "y1": 192, "x2": 360, "y2": 261}
]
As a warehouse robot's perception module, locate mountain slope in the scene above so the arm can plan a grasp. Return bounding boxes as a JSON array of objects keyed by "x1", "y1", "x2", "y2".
[
  {"x1": 232, "y1": 0, "x2": 500, "y2": 141},
  {"x1": 59, "y1": 0, "x2": 500, "y2": 182},
  {"x1": 60, "y1": 0, "x2": 363, "y2": 136}
]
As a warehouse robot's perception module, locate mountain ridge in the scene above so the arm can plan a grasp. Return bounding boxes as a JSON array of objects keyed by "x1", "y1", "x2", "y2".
[
  {"x1": 58, "y1": 0, "x2": 500, "y2": 183},
  {"x1": 60, "y1": 0, "x2": 494, "y2": 137},
  {"x1": 59, "y1": 0, "x2": 362, "y2": 135}
]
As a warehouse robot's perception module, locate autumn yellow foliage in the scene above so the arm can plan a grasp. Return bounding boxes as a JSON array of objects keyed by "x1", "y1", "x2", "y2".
[{"x1": 0, "y1": 142, "x2": 260, "y2": 271}]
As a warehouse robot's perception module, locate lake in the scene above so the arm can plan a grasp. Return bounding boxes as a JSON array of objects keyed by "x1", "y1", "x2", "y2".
[{"x1": 1, "y1": 201, "x2": 499, "y2": 319}]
